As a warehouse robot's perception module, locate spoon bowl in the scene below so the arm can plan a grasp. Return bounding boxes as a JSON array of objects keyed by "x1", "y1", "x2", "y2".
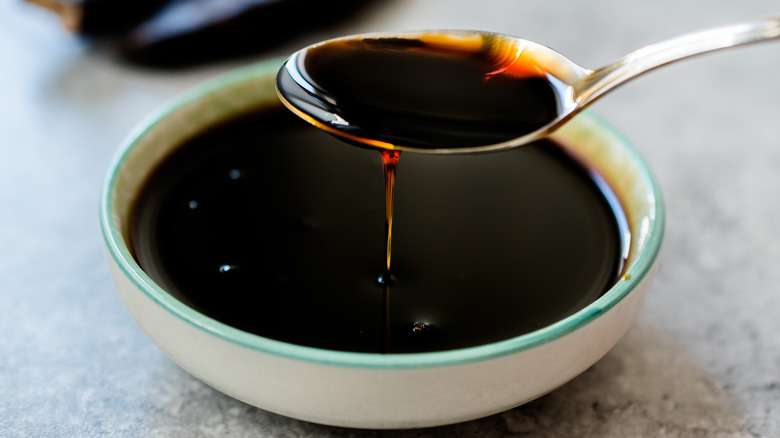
[{"x1": 277, "y1": 16, "x2": 780, "y2": 154}]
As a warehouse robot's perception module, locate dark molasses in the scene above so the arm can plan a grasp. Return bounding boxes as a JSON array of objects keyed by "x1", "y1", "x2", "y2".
[{"x1": 130, "y1": 109, "x2": 627, "y2": 353}]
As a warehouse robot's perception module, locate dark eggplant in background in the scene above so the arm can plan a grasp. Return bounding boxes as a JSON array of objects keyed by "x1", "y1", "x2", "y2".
[
  {"x1": 120, "y1": 0, "x2": 376, "y2": 68},
  {"x1": 26, "y1": 0, "x2": 378, "y2": 68},
  {"x1": 27, "y1": 0, "x2": 172, "y2": 35}
]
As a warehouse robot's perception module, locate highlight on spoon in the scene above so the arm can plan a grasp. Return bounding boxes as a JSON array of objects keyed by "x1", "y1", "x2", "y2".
[{"x1": 275, "y1": 30, "x2": 582, "y2": 154}]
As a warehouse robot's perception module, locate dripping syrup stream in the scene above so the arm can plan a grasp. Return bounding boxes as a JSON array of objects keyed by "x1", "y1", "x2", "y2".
[
  {"x1": 380, "y1": 149, "x2": 401, "y2": 354},
  {"x1": 381, "y1": 150, "x2": 401, "y2": 274}
]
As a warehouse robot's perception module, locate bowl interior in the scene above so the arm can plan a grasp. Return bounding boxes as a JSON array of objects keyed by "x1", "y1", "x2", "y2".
[{"x1": 100, "y1": 58, "x2": 664, "y2": 368}]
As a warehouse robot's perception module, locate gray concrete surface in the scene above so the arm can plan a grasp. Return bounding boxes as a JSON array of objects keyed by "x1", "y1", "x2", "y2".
[{"x1": 1, "y1": 0, "x2": 779, "y2": 436}]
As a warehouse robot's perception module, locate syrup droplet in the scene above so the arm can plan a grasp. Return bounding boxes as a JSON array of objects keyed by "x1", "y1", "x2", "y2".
[{"x1": 376, "y1": 273, "x2": 396, "y2": 287}]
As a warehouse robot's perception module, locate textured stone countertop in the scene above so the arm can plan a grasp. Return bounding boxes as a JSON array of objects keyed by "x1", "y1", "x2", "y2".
[{"x1": 2, "y1": 0, "x2": 779, "y2": 436}]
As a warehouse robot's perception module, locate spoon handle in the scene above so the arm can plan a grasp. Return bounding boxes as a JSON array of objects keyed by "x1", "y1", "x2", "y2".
[{"x1": 575, "y1": 15, "x2": 780, "y2": 106}]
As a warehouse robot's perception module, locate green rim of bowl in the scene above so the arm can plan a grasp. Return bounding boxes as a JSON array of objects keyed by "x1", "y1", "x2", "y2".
[{"x1": 100, "y1": 58, "x2": 665, "y2": 370}]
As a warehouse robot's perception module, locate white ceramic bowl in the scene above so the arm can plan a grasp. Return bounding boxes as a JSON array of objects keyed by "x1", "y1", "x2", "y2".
[{"x1": 100, "y1": 58, "x2": 664, "y2": 429}]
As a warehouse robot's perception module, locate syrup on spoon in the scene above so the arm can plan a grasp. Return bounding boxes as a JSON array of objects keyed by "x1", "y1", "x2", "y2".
[{"x1": 276, "y1": 16, "x2": 780, "y2": 154}]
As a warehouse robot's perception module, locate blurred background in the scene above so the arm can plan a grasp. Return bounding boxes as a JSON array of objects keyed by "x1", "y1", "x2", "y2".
[{"x1": 1, "y1": 0, "x2": 779, "y2": 436}]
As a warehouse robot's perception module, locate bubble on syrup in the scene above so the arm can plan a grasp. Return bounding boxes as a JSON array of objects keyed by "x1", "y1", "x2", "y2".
[{"x1": 410, "y1": 322, "x2": 432, "y2": 335}]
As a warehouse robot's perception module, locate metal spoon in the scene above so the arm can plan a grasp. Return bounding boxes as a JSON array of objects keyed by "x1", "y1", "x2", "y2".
[{"x1": 277, "y1": 15, "x2": 780, "y2": 154}]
